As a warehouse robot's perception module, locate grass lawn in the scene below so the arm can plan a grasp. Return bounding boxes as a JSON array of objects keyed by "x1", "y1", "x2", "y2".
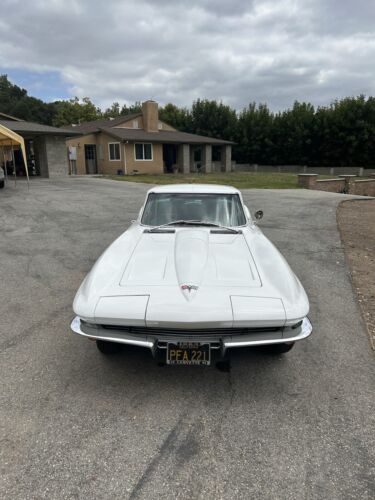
[{"x1": 104, "y1": 171, "x2": 305, "y2": 189}]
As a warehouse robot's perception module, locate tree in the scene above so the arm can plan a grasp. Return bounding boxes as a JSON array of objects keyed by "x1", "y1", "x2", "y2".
[
  {"x1": 3, "y1": 74, "x2": 375, "y2": 166},
  {"x1": 120, "y1": 101, "x2": 142, "y2": 115},
  {"x1": 189, "y1": 99, "x2": 237, "y2": 141},
  {"x1": 236, "y1": 103, "x2": 275, "y2": 163},
  {"x1": 159, "y1": 103, "x2": 190, "y2": 131},
  {"x1": 103, "y1": 102, "x2": 121, "y2": 118},
  {"x1": 52, "y1": 97, "x2": 102, "y2": 126},
  {"x1": 273, "y1": 102, "x2": 315, "y2": 165},
  {"x1": 0, "y1": 74, "x2": 54, "y2": 124}
]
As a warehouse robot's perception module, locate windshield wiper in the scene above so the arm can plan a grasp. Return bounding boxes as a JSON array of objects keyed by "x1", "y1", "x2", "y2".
[
  {"x1": 146, "y1": 220, "x2": 241, "y2": 234},
  {"x1": 145, "y1": 220, "x2": 194, "y2": 232},
  {"x1": 197, "y1": 221, "x2": 242, "y2": 234}
]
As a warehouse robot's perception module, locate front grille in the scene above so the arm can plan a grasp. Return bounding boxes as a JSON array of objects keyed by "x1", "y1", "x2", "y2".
[{"x1": 101, "y1": 325, "x2": 282, "y2": 336}]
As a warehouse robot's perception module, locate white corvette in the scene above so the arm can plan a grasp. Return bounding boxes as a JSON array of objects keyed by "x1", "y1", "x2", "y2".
[{"x1": 71, "y1": 184, "x2": 312, "y2": 365}]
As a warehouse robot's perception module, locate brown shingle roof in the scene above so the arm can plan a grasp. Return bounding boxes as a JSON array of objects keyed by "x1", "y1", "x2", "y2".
[
  {"x1": 101, "y1": 127, "x2": 234, "y2": 145},
  {"x1": 0, "y1": 120, "x2": 81, "y2": 136},
  {"x1": 63, "y1": 113, "x2": 141, "y2": 134},
  {"x1": 0, "y1": 111, "x2": 22, "y2": 121}
]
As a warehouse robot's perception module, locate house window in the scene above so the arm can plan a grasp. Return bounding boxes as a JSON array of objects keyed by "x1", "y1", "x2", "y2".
[
  {"x1": 135, "y1": 143, "x2": 153, "y2": 161},
  {"x1": 133, "y1": 120, "x2": 139, "y2": 129},
  {"x1": 158, "y1": 121, "x2": 163, "y2": 130},
  {"x1": 108, "y1": 142, "x2": 121, "y2": 161}
]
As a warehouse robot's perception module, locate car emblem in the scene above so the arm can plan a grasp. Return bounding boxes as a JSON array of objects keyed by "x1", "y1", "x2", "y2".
[{"x1": 180, "y1": 284, "x2": 198, "y2": 292}]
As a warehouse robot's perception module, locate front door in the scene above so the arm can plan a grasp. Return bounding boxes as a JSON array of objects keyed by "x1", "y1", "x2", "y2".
[
  {"x1": 85, "y1": 144, "x2": 97, "y2": 174},
  {"x1": 162, "y1": 144, "x2": 177, "y2": 173}
]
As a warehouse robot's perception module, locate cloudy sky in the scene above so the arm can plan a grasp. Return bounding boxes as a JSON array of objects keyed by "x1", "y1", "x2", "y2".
[{"x1": 1, "y1": 0, "x2": 375, "y2": 111}]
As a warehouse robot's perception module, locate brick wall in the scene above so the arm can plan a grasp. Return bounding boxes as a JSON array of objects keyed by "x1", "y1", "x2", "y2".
[
  {"x1": 298, "y1": 174, "x2": 375, "y2": 196},
  {"x1": 352, "y1": 179, "x2": 375, "y2": 196},
  {"x1": 315, "y1": 179, "x2": 346, "y2": 192},
  {"x1": 45, "y1": 136, "x2": 69, "y2": 177},
  {"x1": 235, "y1": 164, "x2": 375, "y2": 176}
]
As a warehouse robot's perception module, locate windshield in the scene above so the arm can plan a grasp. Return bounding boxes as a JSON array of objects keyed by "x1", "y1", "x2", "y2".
[{"x1": 141, "y1": 193, "x2": 247, "y2": 227}]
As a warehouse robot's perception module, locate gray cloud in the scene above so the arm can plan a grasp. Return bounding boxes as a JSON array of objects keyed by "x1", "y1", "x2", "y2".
[{"x1": 0, "y1": 0, "x2": 375, "y2": 111}]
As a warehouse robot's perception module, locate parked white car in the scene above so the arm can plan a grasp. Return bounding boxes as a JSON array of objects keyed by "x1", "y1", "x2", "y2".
[
  {"x1": 0, "y1": 167, "x2": 4, "y2": 189},
  {"x1": 71, "y1": 184, "x2": 312, "y2": 365}
]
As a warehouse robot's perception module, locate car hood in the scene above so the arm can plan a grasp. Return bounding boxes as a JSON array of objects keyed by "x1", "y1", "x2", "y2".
[
  {"x1": 119, "y1": 229, "x2": 262, "y2": 295},
  {"x1": 74, "y1": 226, "x2": 309, "y2": 328}
]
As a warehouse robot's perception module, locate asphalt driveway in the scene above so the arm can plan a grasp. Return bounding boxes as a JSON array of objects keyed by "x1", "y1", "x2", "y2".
[{"x1": 1, "y1": 177, "x2": 374, "y2": 499}]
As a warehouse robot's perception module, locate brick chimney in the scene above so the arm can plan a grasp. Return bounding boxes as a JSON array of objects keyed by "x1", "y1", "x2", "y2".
[{"x1": 142, "y1": 100, "x2": 158, "y2": 132}]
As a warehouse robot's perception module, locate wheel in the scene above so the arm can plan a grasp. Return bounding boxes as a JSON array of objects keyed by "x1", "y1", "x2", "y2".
[
  {"x1": 267, "y1": 342, "x2": 295, "y2": 354},
  {"x1": 96, "y1": 339, "x2": 122, "y2": 354},
  {"x1": 0, "y1": 180, "x2": 4, "y2": 189}
]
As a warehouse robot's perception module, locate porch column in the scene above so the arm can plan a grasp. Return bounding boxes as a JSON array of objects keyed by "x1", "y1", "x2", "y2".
[
  {"x1": 181, "y1": 143, "x2": 190, "y2": 174},
  {"x1": 202, "y1": 144, "x2": 212, "y2": 173},
  {"x1": 222, "y1": 145, "x2": 232, "y2": 172}
]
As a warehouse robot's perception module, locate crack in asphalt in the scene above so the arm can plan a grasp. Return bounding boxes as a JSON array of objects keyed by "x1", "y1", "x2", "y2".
[
  {"x1": 0, "y1": 305, "x2": 70, "y2": 352},
  {"x1": 128, "y1": 415, "x2": 184, "y2": 500}
]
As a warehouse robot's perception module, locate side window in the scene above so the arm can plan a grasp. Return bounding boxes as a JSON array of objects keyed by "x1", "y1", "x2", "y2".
[
  {"x1": 135, "y1": 143, "x2": 153, "y2": 160},
  {"x1": 135, "y1": 143, "x2": 143, "y2": 160},
  {"x1": 144, "y1": 144, "x2": 152, "y2": 160},
  {"x1": 109, "y1": 143, "x2": 121, "y2": 161}
]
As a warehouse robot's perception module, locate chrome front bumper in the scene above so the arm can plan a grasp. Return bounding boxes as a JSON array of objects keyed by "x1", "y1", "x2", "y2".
[{"x1": 70, "y1": 316, "x2": 312, "y2": 354}]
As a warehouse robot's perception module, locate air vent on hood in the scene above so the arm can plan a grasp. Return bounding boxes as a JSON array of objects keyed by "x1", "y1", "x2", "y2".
[
  {"x1": 143, "y1": 228, "x2": 176, "y2": 233},
  {"x1": 210, "y1": 229, "x2": 243, "y2": 234}
]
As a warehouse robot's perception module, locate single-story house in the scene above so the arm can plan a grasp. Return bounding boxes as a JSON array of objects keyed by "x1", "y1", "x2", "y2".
[
  {"x1": 0, "y1": 112, "x2": 80, "y2": 177},
  {"x1": 65, "y1": 100, "x2": 234, "y2": 175}
]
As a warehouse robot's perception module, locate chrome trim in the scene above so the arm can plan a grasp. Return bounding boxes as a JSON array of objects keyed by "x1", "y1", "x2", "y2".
[
  {"x1": 157, "y1": 340, "x2": 222, "y2": 350},
  {"x1": 70, "y1": 316, "x2": 154, "y2": 349},
  {"x1": 70, "y1": 316, "x2": 312, "y2": 352},
  {"x1": 223, "y1": 317, "x2": 312, "y2": 348}
]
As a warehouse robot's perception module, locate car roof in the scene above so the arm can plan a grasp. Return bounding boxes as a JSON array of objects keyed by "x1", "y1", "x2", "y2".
[{"x1": 147, "y1": 184, "x2": 240, "y2": 195}]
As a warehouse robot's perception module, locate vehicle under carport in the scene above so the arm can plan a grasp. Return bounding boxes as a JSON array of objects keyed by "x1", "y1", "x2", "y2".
[{"x1": 0, "y1": 121, "x2": 29, "y2": 187}]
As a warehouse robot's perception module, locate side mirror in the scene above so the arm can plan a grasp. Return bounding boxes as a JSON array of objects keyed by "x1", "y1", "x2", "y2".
[{"x1": 254, "y1": 210, "x2": 263, "y2": 220}]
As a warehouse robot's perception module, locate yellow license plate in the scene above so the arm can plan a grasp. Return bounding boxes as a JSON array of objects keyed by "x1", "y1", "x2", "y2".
[{"x1": 167, "y1": 342, "x2": 210, "y2": 366}]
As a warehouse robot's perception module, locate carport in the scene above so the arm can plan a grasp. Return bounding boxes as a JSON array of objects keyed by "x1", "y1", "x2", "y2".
[
  {"x1": 0, "y1": 122, "x2": 29, "y2": 185},
  {"x1": 0, "y1": 112, "x2": 80, "y2": 178}
]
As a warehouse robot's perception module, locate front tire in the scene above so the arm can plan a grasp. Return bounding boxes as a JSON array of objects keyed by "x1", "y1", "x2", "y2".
[
  {"x1": 267, "y1": 342, "x2": 295, "y2": 354},
  {"x1": 96, "y1": 339, "x2": 122, "y2": 354},
  {"x1": 0, "y1": 180, "x2": 4, "y2": 189}
]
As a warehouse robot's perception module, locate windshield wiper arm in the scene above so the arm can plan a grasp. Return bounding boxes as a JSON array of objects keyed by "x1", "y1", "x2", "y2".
[
  {"x1": 193, "y1": 221, "x2": 241, "y2": 234},
  {"x1": 147, "y1": 220, "x2": 240, "y2": 234},
  {"x1": 147, "y1": 220, "x2": 201, "y2": 232}
]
